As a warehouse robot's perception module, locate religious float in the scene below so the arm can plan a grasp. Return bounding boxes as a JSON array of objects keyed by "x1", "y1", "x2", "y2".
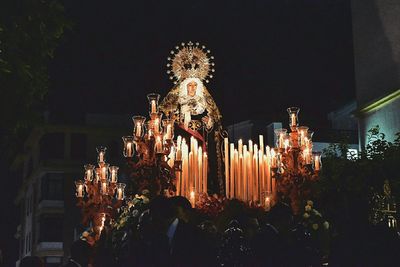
[{"x1": 74, "y1": 41, "x2": 322, "y2": 240}]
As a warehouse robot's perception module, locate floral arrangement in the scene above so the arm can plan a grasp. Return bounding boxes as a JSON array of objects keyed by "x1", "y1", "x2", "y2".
[
  {"x1": 301, "y1": 200, "x2": 329, "y2": 231},
  {"x1": 195, "y1": 193, "x2": 226, "y2": 218},
  {"x1": 300, "y1": 200, "x2": 330, "y2": 260}
]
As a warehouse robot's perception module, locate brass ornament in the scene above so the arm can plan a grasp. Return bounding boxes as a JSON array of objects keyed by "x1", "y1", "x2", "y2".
[{"x1": 167, "y1": 41, "x2": 215, "y2": 84}]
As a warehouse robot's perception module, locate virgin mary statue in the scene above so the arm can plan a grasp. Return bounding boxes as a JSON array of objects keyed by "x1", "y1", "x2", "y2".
[{"x1": 159, "y1": 41, "x2": 225, "y2": 195}]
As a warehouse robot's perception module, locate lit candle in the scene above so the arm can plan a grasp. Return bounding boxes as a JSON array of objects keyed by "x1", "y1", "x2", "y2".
[
  {"x1": 154, "y1": 119, "x2": 160, "y2": 134},
  {"x1": 265, "y1": 196, "x2": 271, "y2": 211},
  {"x1": 109, "y1": 166, "x2": 118, "y2": 183},
  {"x1": 198, "y1": 147, "x2": 203, "y2": 194},
  {"x1": 117, "y1": 188, "x2": 123, "y2": 200},
  {"x1": 243, "y1": 145, "x2": 248, "y2": 202},
  {"x1": 166, "y1": 124, "x2": 172, "y2": 139},
  {"x1": 126, "y1": 142, "x2": 133, "y2": 157},
  {"x1": 203, "y1": 152, "x2": 208, "y2": 193},
  {"x1": 151, "y1": 100, "x2": 156, "y2": 114},
  {"x1": 101, "y1": 181, "x2": 108, "y2": 195},
  {"x1": 234, "y1": 149, "x2": 239, "y2": 198},
  {"x1": 284, "y1": 138, "x2": 290, "y2": 153},
  {"x1": 190, "y1": 190, "x2": 195, "y2": 208},
  {"x1": 155, "y1": 135, "x2": 163, "y2": 153},
  {"x1": 224, "y1": 137, "x2": 229, "y2": 198},
  {"x1": 259, "y1": 135, "x2": 264, "y2": 155},
  {"x1": 84, "y1": 164, "x2": 94, "y2": 182},
  {"x1": 315, "y1": 155, "x2": 320, "y2": 170},
  {"x1": 230, "y1": 143, "x2": 235, "y2": 199},
  {"x1": 76, "y1": 181, "x2": 84, "y2": 198},
  {"x1": 271, "y1": 149, "x2": 277, "y2": 168},
  {"x1": 291, "y1": 113, "x2": 296, "y2": 127},
  {"x1": 101, "y1": 164, "x2": 109, "y2": 180},
  {"x1": 136, "y1": 122, "x2": 142, "y2": 137}
]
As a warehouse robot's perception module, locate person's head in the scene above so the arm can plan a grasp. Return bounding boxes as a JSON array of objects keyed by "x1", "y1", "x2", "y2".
[
  {"x1": 169, "y1": 196, "x2": 192, "y2": 223},
  {"x1": 149, "y1": 196, "x2": 176, "y2": 230},
  {"x1": 187, "y1": 80, "x2": 198, "y2": 97},
  {"x1": 179, "y1": 77, "x2": 204, "y2": 98},
  {"x1": 70, "y1": 239, "x2": 91, "y2": 266},
  {"x1": 20, "y1": 256, "x2": 44, "y2": 267}
]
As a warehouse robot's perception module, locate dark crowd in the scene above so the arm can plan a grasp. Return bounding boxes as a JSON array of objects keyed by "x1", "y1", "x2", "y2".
[{"x1": 19, "y1": 196, "x2": 400, "y2": 267}]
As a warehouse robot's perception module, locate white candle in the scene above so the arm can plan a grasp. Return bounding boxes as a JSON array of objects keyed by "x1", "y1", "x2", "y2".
[
  {"x1": 101, "y1": 166, "x2": 107, "y2": 180},
  {"x1": 230, "y1": 143, "x2": 235, "y2": 199},
  {"x1": 291, "y1": 113, "x2": 296, "y2": 126},
  {"x1": 101, "y1": 181, "x2": 107, "y2": 195},
  {"x1": 224, "y1": 137, "x2": 229, "y2": 198},
  {"x1": 259, "y1": 135, "x2": 264, "y2": 155},
  {"x1": 151, "y1": 100, "x2": 156, "y2": 113},
  {"x1": 99, "y1": 152, "x2": 104, "y2": 163},
  {"x1": 77, "y1": 184, "x2": 83, "y2": 197},
  {"x1": 265, "y1": 196, "x2": 271, "y2": 211},
  {"x1": 111, "y1": 170, "x2": 117, "y2": 183},
  {"x1": 315, "y1": 155, "x2": 320, "y2": 170},
  {"x1": 127, "y1": 142, "x2": 133, "y2": 157},
  {"x1": 190, "y1": 191, "x2": 195, "y2": 208},
  {"x1": 85, "y1": 170, "x2": 92, "y2": 181},
  {"x1": 155, "y1": 136, "x2": 163, "y2": 153},
  {"x1": 166, "y1": 124, "x2": 172, "y2": 139},
  {"x1": 117, "y1": 188, "x2": 123, "y2": 200},
  {"x1": 203, "y1": 152, "x2": 208, "y2": 194},
  {"x1": 136, "y1": 123, "x2": 142, "y2": 137}
]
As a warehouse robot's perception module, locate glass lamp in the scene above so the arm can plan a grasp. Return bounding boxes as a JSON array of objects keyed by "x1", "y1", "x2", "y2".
[
  {"x1": 75, "y1": 180, "x2": 84, "y2": 198},
  {"x1": 122, "y1": 136, "x2": 134, "y2": 158},
  {"x1": 84, "y1": 164, "x2": 95, "y2": 182},
  {"x1": 162, "y1": 119, "x2": 174, "y2": 140},
  {"x1": 96, "y1": 146, "x2": 107, "y2": 165},
  {"x1": 297, "y1": 126, "x2": 309, "y2": 147},
  {"x1": 109, "y1": 166, "x2": 119, "y2": 183},
  {"x1": 312, "y1": 152, "x2": 322, "y2": 171},
  {"x1": 287, "y1": 107, "x2": 300, "y2": 130},
  {"x1": 274, "y1": 128, "x2": 287, "y2": 149},
  {"x1": 132, "y1": 116, "x2": 146, "y2": 138},
  {"x1": 116, "y1": 183, "x2": 126, "y2": 200},
  {"x1": 147, "y1": 93, "x2": 160, "y2": 115}
]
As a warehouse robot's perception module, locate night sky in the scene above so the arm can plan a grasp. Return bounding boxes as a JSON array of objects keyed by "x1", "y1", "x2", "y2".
[
  {"x1": 1, "y1": 0, "x2": 355, "y2": 264},
  {"x1": 49, "y1": 0, "x2": 354, "y2": 127}
]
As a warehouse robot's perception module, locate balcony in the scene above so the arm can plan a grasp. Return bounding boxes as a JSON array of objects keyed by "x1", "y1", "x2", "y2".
[
  {"x1": 36, "y1": 242, "x2": 63, "y2": 251},
  {"x1": 38, "y1": 200, "x2": 64, "y2": 210}
]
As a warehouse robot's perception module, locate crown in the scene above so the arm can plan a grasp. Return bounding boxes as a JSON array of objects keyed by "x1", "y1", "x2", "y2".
[{"x1": 166, "y1": 41, "x2": 215, "y2": 84}]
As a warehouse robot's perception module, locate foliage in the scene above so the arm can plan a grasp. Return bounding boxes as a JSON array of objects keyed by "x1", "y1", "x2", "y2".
[
  {"x1": 0, "y1": 0, "x2": 71, "y2": 155},
  {"x1": 317, "y1": 126, "x2": 400, "y2": 233}
]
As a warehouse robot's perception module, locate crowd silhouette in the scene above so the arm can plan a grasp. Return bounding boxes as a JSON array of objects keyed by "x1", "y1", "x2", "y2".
[{"x1": 20, "y1": 196, "x2": 400, "y2": 267}]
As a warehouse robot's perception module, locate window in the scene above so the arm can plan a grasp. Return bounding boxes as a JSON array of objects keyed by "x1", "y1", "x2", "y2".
[
  {"x1": 39, "y1": 133, "x2": 65, "y2": 160},
  {"x1": 39, "y1": 216, "x2": 63, "y2": 242},
  {"x1": 40, "y1": 173, "x2": 64, "y2": 201},
  {"x1": 71, "y1": 133, "x2": 87, "y2": 160}
]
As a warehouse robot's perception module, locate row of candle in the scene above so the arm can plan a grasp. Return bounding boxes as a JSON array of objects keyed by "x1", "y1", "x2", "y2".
[
  {"x1": 224, "y1": 135, "x2": 276, "y2": 207},
  {"x1": 174, "y1": 136, "x2": 208, "y2": 207}
]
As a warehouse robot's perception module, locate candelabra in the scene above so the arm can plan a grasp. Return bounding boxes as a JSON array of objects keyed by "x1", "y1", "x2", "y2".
[
  {"x1": 223, "y1": 107, "x2": 321, "y2": 213},
  {"x1": 272, "y1": 107, "x2": 322, "y2": 214},
  {"x1": 122, "y1": 93, "x2": 181, "y2": 196},
  {"x1": 75, "y1": 147, "x2": 125, "y2": 240}
]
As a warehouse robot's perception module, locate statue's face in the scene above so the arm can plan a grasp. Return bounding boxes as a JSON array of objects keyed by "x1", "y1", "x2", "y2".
[{"x1": 186, "y1": 81, "x2": 197, "y2": 97}]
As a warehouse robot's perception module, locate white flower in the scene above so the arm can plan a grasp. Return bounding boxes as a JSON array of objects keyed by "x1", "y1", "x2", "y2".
[
  {"x1": 142, "y1": 196, "x2": 150, "y2": 204},
  {"x1": 307, "y1": 200, "x2": 314, "y2": 207},
  {"x1": 312, "y1": 224, "x2": 319, "y2": 230},
  {"x1": 305, "y1": 205, "x2": 312, "y2": 212},
  {"x1": 303, "y1": 212, "x2": 310, "y2": 219},
  {"x1": 323, "y1": 221, "x2": 330, "y2": 230}
]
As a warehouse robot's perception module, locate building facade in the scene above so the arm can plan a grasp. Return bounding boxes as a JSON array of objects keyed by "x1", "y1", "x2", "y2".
[
  {"x1": 351, "y1": 0, "x2": 400, "y2": 148},
  {"x1": 14, "y1": 114, "x2": 129, "y2": 266}
]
